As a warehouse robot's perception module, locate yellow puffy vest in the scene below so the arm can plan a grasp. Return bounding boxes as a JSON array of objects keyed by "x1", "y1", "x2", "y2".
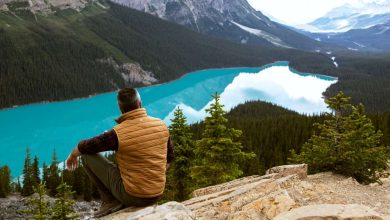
[{"x1": 113, "y1": 108, "x2": 169, "y2": 198}]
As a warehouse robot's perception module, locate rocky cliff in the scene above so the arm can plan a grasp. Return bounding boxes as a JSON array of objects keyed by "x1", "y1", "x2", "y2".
[
  {"x1": 0, "y1": 0, "x2": 91, "y2": 13},
  {"x1": 102, "y1": 164, "x2": 390, "y2": 220},
  {"x1": 111, "y1": 0, "x2": 325, "y2": 50}
]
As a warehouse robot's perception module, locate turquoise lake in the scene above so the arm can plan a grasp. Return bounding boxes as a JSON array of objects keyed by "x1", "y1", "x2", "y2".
[{"x1": 0, "y1": 62, "x2": 337, "y2": 176}]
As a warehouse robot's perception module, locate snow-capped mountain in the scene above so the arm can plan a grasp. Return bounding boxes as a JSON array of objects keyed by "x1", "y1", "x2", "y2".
[
  {"x1": 111, "y1": 0, "x2": 324, "y2": 50},
  {"x1": 306, "y1": 21, "x2": 390, "y2": 51},
  {"x1": 301, "y1": 1, "x2": 390, "y2": 33}
]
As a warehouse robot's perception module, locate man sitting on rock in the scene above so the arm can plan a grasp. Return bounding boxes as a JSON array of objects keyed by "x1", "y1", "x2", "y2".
[{"x1": 66, "y1": 88, "x2": 174, "y2": 218}]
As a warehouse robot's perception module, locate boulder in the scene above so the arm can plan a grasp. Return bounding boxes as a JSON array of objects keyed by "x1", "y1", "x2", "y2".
[
  {"x1": 183, "y1": 173, "x2": 300, "y2": 219},
  {"x1": 274, "y1": 204, "x2": 383, "y2": 220},
  {"x1": 266, "y1": 164, "x2": 308, "y2": 180},
  {"x1": 101, "y1": 202, "x2": 194, "y2": 220},
  {"x1": 234, "y1": 190, "x2": 296, "y2": 219},
  {"x1": 125, "y1": 202, "x2": 193, "y2": 220}
]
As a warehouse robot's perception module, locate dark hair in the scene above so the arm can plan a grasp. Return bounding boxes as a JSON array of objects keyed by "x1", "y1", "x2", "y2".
[{"x1": 117, "y1": 88, "x2": 141, "y2": 113}]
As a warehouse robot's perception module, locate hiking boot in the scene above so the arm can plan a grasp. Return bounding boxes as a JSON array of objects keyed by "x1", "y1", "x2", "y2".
[{"x1": 94, "y1": 199, "x2": 123, "y2": 218}]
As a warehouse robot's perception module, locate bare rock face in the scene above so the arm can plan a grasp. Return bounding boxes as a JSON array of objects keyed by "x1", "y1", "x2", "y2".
[
  {"x1": 265, "y1": 164, "x2": 308, "y2": 179},
  {"x1": 94, "y1": 163, "x2": 390, "y2": 220},
  {"x1": 0, "y1": 0, "x2": 12, "y2": 6},
  {"x1": 126, "y1": 202, "x2": 193, "y2": 220},
  {"x1": 100, "y1": 202, "x2": 194, "y2": 220},
  {"x1": 49, "y1": 0, "x2": 89, "y2": 11},
  {"x1": 98, "y1": 57, "x2": 158, "y2": 86},
  {"x1": 0, "y1": 4, "x2": 8, "y2": 10},
  {"x1": 274, "y1": 204, "x2": 383, "y2": 220},
  {"x1": 182, "y1": 165, "x2": 306, "y2": 220},
  {"x1": 120, "y1": 63, "x2": 158, "y2": 86},
  {"x1": 1, "y1": 0, "x2": 91, "y2": 14}
]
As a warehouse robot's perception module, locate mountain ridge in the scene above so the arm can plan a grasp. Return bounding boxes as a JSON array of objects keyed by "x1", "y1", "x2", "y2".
[
  {"x1": 301, "y1": 21, "x2": 390, "y2": 52},
  {"x1": 112, "y1": 0, "x2": 328, "y2": 51},
  {"x1": 301, "y1": 2, "x2": 390, "y2": 33}
]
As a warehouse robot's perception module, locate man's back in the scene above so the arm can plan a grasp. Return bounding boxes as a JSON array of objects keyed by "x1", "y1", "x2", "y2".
[{"x1": 114, "y1": 108, "x2": 169, "y2": 198}]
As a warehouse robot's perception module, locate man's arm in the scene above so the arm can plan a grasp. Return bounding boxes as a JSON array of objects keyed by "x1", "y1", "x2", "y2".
[
  {"x1": 66, "y1": 129, "x2": 118, "y2": 171},
  {"x1": 77, "y1": 129, "x2": 119, "y2": 154}
]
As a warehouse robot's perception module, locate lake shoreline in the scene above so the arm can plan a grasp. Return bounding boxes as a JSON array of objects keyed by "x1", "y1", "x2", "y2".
[{"x1": 0, "y1": 61, "x2": 337, "y2": 111}]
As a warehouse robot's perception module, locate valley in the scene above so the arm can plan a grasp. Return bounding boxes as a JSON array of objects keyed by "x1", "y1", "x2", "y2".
[{"x1": 0, "y1": 0, "x2": 339, "y2": 110}]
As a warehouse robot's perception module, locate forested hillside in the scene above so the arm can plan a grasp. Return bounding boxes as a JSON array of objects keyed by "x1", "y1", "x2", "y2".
[
  {"x1": 0, "y1": 0, "x2": 335, "y2": 109},
  {"x1": 289, "y1": 51, "x2": 390, "y2": 113},
  {"x1": 190, "y1": 101, "x2": 390, "y2": 175},
  {"x1": 323, "y1": 53, "x2": 390, "y2": 113}
]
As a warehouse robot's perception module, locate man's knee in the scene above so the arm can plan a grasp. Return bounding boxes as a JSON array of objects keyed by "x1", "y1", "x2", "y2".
[
  {"x1": 80, "y1": 154, "x2": 96, "y2": 167},
  {"x1": 81, "y1": 153, "x2": 107, "y2": 168}
]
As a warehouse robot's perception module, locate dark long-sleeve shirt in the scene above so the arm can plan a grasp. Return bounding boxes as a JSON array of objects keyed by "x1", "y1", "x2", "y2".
[{"x1": 77, "y1": 129, "x2": 175, "y2": 163}]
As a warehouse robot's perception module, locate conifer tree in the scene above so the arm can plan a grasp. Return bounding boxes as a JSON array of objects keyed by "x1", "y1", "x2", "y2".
[
  {"x1": 51, "y1": 182, "x2": 78, "y2": 220},
  {"x1": 71, "y1": 166, "x2": 84, "y2": 196},
  {"x1": 42, "y1": 162, "x2": 49, "y2": 184},
  {"x1": 290, "y1": 92, "x2": 390, "y2": 184},
  {"x1": 47, "y1": 149, "x2": 61, "y2": 196},
  {"x1": 16, "y1": 177, "x2": 22, "y2": 193},
  {"x1": 22, "y1": 147, "x2": 34, "y2": 196},
  {"x1": 31, "y1": 156, "x2": 41, "y2": 187},
  {"x1": 0, "y1": 166, "x2": 11, "y2": 197},
  {"x1": 23, "y1": 183, "x2": 50, "y2": 220},
  {"x1": 168, "y1": 107, "x2": 194, "y2": 201},
  {"x1": 191, "y1": 93, "x2": 255, "y2": 187}
]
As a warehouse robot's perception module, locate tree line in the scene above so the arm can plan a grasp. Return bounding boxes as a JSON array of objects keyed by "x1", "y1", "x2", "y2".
[{"x1": 0, "y1": 149, "x2": 104, "y2": 201}]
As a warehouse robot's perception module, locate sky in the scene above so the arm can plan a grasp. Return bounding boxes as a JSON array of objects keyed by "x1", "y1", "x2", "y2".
[{"x1": 247, "y1": 0, "x2": 389, "y2": 25}]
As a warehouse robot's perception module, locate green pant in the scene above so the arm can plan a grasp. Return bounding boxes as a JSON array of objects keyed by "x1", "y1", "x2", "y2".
[{"x1": 81, "y1": 154, "x2": 159, "y2": 207}]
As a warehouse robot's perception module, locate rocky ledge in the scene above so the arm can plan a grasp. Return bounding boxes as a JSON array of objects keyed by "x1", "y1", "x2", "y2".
[{"x1": 102, "y1": 164, "x2": 390, "y2": 220}]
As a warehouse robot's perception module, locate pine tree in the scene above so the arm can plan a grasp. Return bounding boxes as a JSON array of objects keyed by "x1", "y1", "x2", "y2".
[
  {"x1": 22, "y1": 183, "x2": 50, "y2": 220},
  {"x1": 42, "y1": 162, "x2": 49, "y2": 185},
  {"x1": 168, "y1": 107, "x2": 194, "y2": 201},
  {"x1": 290, "y1": 92, "x2": 390, "y2": 184},
  {"x1": 31, "y1": 156, "x2": 41, "y2": 187},
  {"x1": 22, "y1": 147, "x2": 34, "y2": 196},
  {"x1": 47, "y1": 149, "x2": 61, "y2": 196},
  {"x1": 71, "y1": 165, "x2": 83, "y2": 196},
  {"x1": 16, "y1": 177, "x2": 22, "y2": 193},
  {"x1": 191, "y1": 93, "x2": 255, "y2": 187},
  {"x1": 0, "y1": 166, "x2": 11, "y2": 197},
  {"x1": 51, "y1": 182, "x2": 78, "y2": 220}
]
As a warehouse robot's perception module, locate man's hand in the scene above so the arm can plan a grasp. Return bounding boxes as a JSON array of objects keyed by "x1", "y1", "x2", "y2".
[
  {"x1": 66, "y1": 147, "x2": 81, "y2": 171},
  {"x1": 66, "y1": 154, "x2": 78, "y2": 171}
]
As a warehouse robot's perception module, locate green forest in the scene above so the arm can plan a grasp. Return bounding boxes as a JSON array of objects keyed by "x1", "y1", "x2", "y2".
[{"x1": 322, "y1": 53, "x2": 390, "y2": 113}]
